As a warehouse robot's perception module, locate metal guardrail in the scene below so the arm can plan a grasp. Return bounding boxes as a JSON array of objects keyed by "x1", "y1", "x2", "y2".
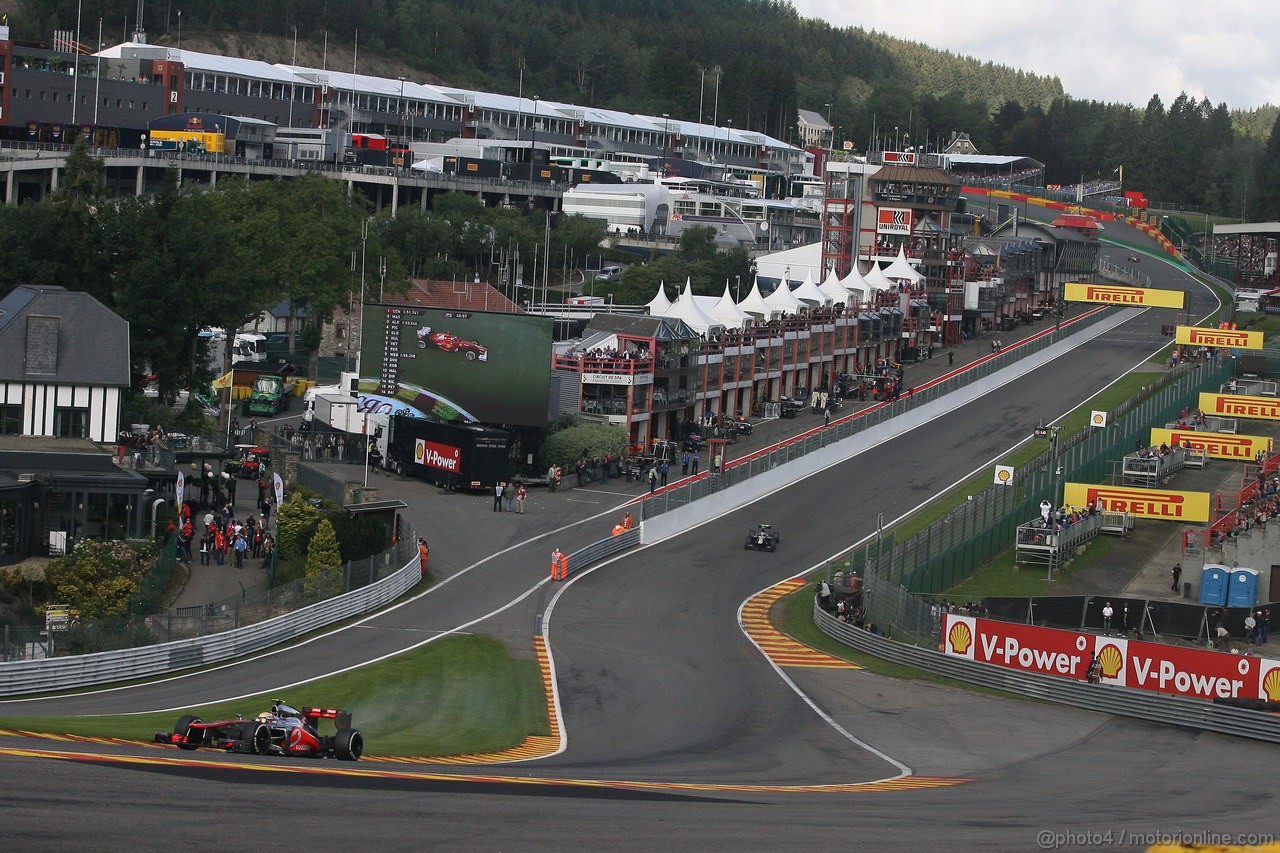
[
  {"x1": 564, "y1": 528, "x2": 641, "y2": 579},
  {"x1": 813, "y1": 603, "x2": 1280, "y2": 744},
  {"x1": 0, "y1": 554, "x2": 421, "y2": 698}
]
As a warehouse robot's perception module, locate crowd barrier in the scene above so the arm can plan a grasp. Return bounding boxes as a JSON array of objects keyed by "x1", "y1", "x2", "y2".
[{"x1": 0, "y1": 554, "x2": 421, "y2": 698}]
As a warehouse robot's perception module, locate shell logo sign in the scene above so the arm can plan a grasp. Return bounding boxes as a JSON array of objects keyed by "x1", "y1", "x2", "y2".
[
  {"x1": 1094, "y1": 639, "x2": 1127, "y2": 685},
  {"x1": 1261, "y1": 663, "x2": 1280, "y2": 702},
  {"x1": 947, "y1": 618, "x2": 974, "y2": 657}
]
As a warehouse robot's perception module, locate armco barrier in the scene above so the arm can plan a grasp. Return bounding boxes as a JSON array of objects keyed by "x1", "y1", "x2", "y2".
[
  {"x1": 813, "y1": 603, "x2": 1280, "y2": 744},
  {"x1": 564, "y1": 528, "x2": 641, "y2": 579},
  {"x1": 0, "y1": 555, "x2": 421, "y2": 698}
]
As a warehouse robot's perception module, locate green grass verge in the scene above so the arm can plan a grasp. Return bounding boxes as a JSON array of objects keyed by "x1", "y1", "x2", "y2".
[
  {"x1": 944, "y1": 534, "x2": 1123, "y2": 600},
  {"x1": 0, "y1": 634, "x2": 549, "y2": 757},
  {"x1": 772, "y1": 585, "x2": 1026, "y2": 701}
]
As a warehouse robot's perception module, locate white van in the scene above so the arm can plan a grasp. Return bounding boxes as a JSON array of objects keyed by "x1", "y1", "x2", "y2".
[{"x1": 595, "y1": 265, "x2": 623, "y2": 282}]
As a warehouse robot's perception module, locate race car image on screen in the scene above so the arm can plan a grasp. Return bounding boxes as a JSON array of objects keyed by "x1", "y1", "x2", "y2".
[
  {"x1": 416, "y1": 326, "x2": 488, "y2": 361},
  {"x1": 154, "y1": 700, "x2": 364, "y2": 760}
]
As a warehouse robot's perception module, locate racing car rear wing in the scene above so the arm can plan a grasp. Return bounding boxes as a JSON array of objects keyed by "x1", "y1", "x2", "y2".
[{"x1": 302, "y1": 707, "x2": 352, "y2": 731}]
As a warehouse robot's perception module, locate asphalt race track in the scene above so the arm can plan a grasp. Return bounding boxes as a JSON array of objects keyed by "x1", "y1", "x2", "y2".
[{"x1": 4, "y1": 234, "x2": 1280, "y2": 851}]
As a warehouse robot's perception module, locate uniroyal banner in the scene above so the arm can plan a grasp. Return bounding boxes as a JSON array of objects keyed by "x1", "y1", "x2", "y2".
[
  {"x1": 1175, "y1": 325, "x2": 1264, "y2": 350},
  {"x1": 414, "y1": 438, "x2": 462, "y2": 473},
  {"x1": 942, "y1": 614, "x2": 1280, "y2": 702},
  {"x1": 1199, "y1": 391, "x2": 1280, "y2": 421},
  {"x1": 1062, "y1": 483, "x2": 1210, "y2": 522},
  {"x1": 1150, "y1": 427, "x2": 1273, "y2": 461},
  {"x1": 1063, "y1": 282, "x2": 1185, "y2": 309},
  {"x1": 877, "y1": 207, "x2": 913, "y2": 235}
]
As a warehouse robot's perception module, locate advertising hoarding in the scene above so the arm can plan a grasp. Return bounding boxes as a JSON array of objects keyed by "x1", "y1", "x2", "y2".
[
  {"x1": 1199, "y1": 392, "x2": 1280, "y2": 421},
  {"x1": 942, "y1": 615, "x2": 1280, "y2": 702},
  {"x1": 1150, "y1": 428, "x2": 1272, "y2": 461},
  {"x1": 1174, "y1": 325, "x2": 1263, "y2": 350},
  {"x1": 1061, "y1": 483, "x2": 1210, "y2": 522},
  {"x1": 1063, "y1": 283, "x2": 1185, "y2": 309}
]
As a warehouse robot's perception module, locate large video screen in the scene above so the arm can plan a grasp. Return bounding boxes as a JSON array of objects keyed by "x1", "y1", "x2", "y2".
[{"x1": 359, "y1": 305, "x2": 553, "y2": 427}]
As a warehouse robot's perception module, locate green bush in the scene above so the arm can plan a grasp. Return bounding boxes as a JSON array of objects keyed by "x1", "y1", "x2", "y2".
[{"x1": 540, "y1": 420, "x2": 629, "y2": 469}]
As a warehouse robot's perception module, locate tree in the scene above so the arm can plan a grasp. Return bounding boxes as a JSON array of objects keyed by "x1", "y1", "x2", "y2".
[
  {"x1": 112, "y1": 168, "x2": 240, "y2": 401},
  {"x1": 303, "y1": 518, "x2": 344, "y2": 600},
  {"x1": 275, "y1": 493, "x2": 321, "y2": 567},
  {"x1": 1253, "y1": 112, "x2": 1280, "y2": 220},
  {"x1": 42, "y1": 539, "x2": 157, "y2": 621}
]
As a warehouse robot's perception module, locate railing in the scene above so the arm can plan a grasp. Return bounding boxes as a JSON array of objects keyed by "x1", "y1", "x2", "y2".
[
  {"x1": 149, "y1": 534, "x2": 416, "y2": 643},
  {"x1": 812, "y1": 603, "x2": 1280, "y2": 745},
  {"x1": 561, "y1": 528, "x2": 641, "y2": 581},
  {"x1": 0, "y1": 545, "x2": 422, "y2": 697}
]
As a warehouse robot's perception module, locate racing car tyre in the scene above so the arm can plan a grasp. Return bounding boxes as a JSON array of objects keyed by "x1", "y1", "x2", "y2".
[
  {"x1": 176, "y1": 715, "x2": 202, "y2": 750},
  {"x1": 250, "y1": 723, "x2": 272, "y2": 755},
  {"x1": 335, "y1": 728, "x2": 364, "y2": 761},
  {"x1": 464, "y1": 351, "x2": 477, "y2": 361}
]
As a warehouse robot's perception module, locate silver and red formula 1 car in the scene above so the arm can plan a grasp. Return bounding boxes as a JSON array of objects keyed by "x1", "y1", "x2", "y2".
[{"x1": 154, "y1": 699, "x2": 363, "y2": 761}]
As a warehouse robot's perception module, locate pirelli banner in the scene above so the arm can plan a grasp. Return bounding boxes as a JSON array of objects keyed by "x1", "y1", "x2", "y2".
[
  {"x1": 1150, "y1": 427, "x2": 1273, "y2": 461},
  {"x1": 942, "y1": 614, "x2": 1280, "y2": 702},
  {"x1": 1175, "y1": 325, "x2": 1264, "y2": 350},
  {"x1": 1062, "y1": 483, "x2": 1210, "y2": 522},
  {"x1": 1199, "y1": 392, "x2": 1280, "y2": 421},
  {"x1": 1063, "y1": 282, "x2": 1185, "y2": 309}
]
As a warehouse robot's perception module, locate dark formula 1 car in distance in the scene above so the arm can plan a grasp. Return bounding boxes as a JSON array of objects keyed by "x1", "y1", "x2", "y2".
[
  {"x1": 416, "y1": 326, "x2": 488, "y2": 361},
  {"x1": 154, "y1": 700, "x2": 363, "y2": 761},
  {"x1": 745, "y1": 523, "x2": 779, "y2": 552}
]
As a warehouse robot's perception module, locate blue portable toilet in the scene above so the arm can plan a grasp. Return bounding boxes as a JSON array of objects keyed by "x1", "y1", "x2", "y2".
[
  {"x1": 1199, "y1": 565, "x2": 1229, "y2": 606},
  {"x1": 1227, "y1": 567, "x2": 1260, "y2": 609}
]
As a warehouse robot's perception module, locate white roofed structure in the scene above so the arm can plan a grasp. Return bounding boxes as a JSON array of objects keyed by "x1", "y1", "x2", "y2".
[
  {"x1": 863, "y1": 262, "x2": 895, "y2": 293},
  {"x1": 646, "y1": 281, "x2": 673, "y2": 315},
  {"x1": 707, "y1": 285, "x2": 751, "y2": 329},
  {"x1": 764, "y1": 278, "x2": 804, "y2": 315},
  {"x1": 737, "y1": 276, "x2": 774, "y2": 318},
  {"x1": 664, "y1": 280, "x2": 721, "y2": 334},
  {"x1": 882, "y1": 247, "x2": 925, "y2": 284},
  {"x1": 819, "y1": 270, "x2": 853, "y2": 306},
  {"x1": 791, "y1": 271, "x2": 831, "y2": 307},
  {"x1": 840, "y1": 263, "x2": 869, "y2": 303}
]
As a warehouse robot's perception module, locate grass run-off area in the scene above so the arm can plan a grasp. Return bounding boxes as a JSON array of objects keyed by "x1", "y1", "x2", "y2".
[{"x1": 0, "y1": 634, "x2": 549, "y2": 757}]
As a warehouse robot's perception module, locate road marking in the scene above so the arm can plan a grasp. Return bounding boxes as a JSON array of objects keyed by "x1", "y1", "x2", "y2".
[
  {"x1": 0, "y1": 745, "x2": 972, "y2": 793},
  {"x1": 740, "y1": 580, "x2": 861, "y2": 669}
]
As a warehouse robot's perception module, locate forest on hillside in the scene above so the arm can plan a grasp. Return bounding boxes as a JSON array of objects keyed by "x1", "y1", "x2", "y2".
[{"x1": 11, "y1": 0, "x2": 1280, "y2": 217}]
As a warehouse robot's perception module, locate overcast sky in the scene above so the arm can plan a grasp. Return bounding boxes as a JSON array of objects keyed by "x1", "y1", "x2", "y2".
[{"x1": 788, "y1": 0, "x2": 1280, "y2": 110}]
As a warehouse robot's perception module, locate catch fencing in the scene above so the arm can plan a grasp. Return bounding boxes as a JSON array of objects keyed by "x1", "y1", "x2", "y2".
[{"x1": 832, "y1": 357, "x2": 1232, "y2": 598}]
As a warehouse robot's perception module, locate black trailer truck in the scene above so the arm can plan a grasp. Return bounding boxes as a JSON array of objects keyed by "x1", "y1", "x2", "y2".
[{"x1": 386, "y1": 416, "x2": 510, "y2": 491}]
